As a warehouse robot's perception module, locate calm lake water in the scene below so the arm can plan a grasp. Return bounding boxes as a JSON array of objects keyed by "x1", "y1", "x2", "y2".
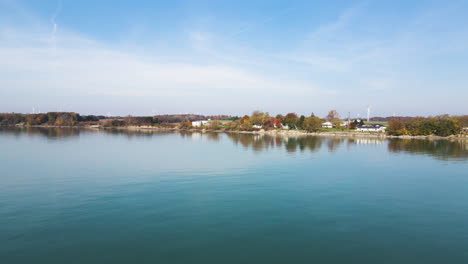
[{"x1": 1, "y1": 127, "x2": 467, "y2": 263}]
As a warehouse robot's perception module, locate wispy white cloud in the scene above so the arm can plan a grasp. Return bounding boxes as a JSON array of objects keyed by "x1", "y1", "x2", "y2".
[
  {"x1": 0, "y1": 26, "x2": 322, "y2": 114},
  {"x1": 306, "y1": 6, "x2": 360, "y2": 42},
  {"x1": 1, "y1": 1, "x2": 467, "y2": 116},
  {"x1": 284, "y1": 3, "x2": 468, "y2": 91}
]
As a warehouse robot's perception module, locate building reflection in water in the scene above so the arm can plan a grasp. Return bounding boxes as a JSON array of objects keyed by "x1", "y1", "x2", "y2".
[{"x1": 350, "y1": 138, "x2": 386, "y2": 145}]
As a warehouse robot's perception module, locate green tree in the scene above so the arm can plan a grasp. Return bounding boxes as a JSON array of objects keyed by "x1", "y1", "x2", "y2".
[
  {"x1": 250, "y1": 111, "x2": 269, "y2": 126},
  {"x1": 226, "y1": 120, "x2": 241, "y2": 130},
  {"x1": 275, "y1": 114, "x2": 284, "y2": 123},
  {"x1": 388, "y1": 118, "x2": 407, "y2": 136},
  {"x1": 283, "y1": 113, "x2": 299, "y2": 128},
  {"x1": 240, "y1": 119, "x2": 253, "y2": 131},
  {"x1": 434, "y1": 118, "x2": 460, "y2": 136},
  {"x1": 34, "y1": 114, "x2": 48, "y2": 125},
  {"x1": 453, "y1": 115, "x2": 468, "y2": 128},
  {"x1": 180, "y1": 120, "x2": 192, "y2": 129},
  {"x1": 298, "y1": 115, "x2": 306, "y2": 129},
  {"x1": 331, "y1": 118, "x2": 342, "y2": 128},
  {"x1": 302, "y1": 116, "x2": 322, "y2": 132},
  {"x1": 47, "y1": 112, "x2": 58, "y2": 124},
  {"x1": 209, "y1": 120, "x2": 222, "y2": 130}
]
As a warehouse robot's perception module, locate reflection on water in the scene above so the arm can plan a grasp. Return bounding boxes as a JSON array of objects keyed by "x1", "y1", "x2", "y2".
[
  {"x1": 1, "y1": 126, "x2": 468, "y2": 264},
  {"x1": 348, "y1": 138, "x2": 386, "y2": 145},
  {"x1": 388, "y1": 138, "x2": 468, "y2": 161},
  {"x1": 1, "y1": 127, "x2": 467, "y2": 161},
  {"x1": 1, "y1": 126, "x2": 82, "y2": 139},
  {"x1": 225, "y1": 133, "x2": 325, "y2": 153}
]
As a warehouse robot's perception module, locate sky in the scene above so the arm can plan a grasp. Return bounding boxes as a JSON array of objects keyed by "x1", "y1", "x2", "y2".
[{"x1": 1, "y1": 0, "x2": 467, "y2": 117}]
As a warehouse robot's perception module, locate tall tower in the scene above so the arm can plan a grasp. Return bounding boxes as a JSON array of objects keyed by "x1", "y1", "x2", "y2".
[{"x1": 367, "y1": 105, "x2": 371, "y2": 122}]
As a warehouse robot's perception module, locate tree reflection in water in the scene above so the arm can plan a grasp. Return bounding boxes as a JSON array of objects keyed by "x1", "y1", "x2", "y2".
[
  {"x1": 1, "y1": 127, "x2": 466, "y2": 161},
  {"x1": 388, "y1": 139, "x2": 468, "y2": 161}
]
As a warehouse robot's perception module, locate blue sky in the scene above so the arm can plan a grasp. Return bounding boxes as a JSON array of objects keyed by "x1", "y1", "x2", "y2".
[{"x1": 1, "y1": 0, "x2": 467, "y2": 117}]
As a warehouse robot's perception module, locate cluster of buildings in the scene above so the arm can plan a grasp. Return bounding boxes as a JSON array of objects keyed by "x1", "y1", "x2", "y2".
[
  {"x1": 191, "y1": 120, "x2": 211, "y2": 127},
  {"x1": 321, "y1": 120, "x2": 387, "y2": 132},
  {"x1": 192, "y1": 119, "x2": 290, "y2": 129},
  {"x1": 355, "y1": 124, "x2": 387, "y2": 132},
  {"x1": 321, "y1": 121, "x2": 352, "y2": 128},
  {"x1": 192, "y1": 119, "x2": 387, "y2": 132}
]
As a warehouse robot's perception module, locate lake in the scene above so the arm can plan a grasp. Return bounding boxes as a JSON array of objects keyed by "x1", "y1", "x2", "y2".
[{"x1": 1, "y1": 127, "x2": 467, "y2": 263}]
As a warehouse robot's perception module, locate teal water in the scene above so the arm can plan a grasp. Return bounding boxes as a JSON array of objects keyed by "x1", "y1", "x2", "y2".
[{"x1": 1, "y1": 127, "x2": 467, "y2": 263}]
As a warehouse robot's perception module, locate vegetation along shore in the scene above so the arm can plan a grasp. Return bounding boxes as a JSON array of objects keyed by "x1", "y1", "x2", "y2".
[{"x1": 1, "y1": 111, "x2": 467, "y2": 139}]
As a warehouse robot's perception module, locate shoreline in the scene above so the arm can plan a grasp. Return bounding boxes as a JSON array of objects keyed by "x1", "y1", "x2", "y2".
[{"x1": 6, "y1": 124, "x2": 468, "y2": 140}]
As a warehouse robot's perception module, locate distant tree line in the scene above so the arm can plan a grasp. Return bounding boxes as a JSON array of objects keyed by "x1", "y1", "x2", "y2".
[
  {"x1": 152, "y1": 114, "x2": 234, "y2": 123},
  {"x1": 2, "y1": 112, "x2": 467, "y2": 137},
  {"x1": 0, "y1": 112, "x2": 237, "y2": 127},
  {"x1": 370, "y1": 116, "x2": 415, "y2": 122},
  {"x1": 0, "y1": 112, "x2": 107, "y2": 126}
]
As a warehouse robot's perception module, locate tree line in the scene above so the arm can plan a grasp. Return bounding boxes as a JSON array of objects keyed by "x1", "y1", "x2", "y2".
[
  {"x1": 221, "y1": 111, "x2": 324, "y2": 132},
  {"x1": 0, "y1": 112, "x2": 106, "y2": 126},
  {"x1": 2, "y1": 111, "x2": 467, "y2": 137},
  {"x1": 387, "y1": 115, "x2": 468, "y2": 137},
  {"x1": 0, "y1": 113, "x2": 235, "y2": 127}
]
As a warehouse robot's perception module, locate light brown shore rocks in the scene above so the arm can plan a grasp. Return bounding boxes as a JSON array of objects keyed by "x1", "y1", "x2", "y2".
[
  {"x1": 104, "y1": 126, "x2": 468, "y2": 140},
  {"x1": 11, "y1": 125, "x2": 468, "y2": 140}
]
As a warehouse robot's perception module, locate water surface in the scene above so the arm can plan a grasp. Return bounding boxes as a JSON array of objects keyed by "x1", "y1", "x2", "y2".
[{"x1": 1, "y1": 128, "x2": 467, "y2": 263}]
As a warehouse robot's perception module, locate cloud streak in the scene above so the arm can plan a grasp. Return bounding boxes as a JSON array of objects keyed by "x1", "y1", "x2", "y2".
[
  {"x1": 0, "y1": 1, "x2": 467, "y2": 116},
  {"x1": 50, "y1": 0, "x2": 62, "y2": 47},
  {"x1": 0, "y1": 26, "x2": 321, "y2": 115}
]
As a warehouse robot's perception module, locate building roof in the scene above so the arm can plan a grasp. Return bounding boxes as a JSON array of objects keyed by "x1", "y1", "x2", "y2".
[{"x1": 357, "y1": 124, "x2": 386, "y2": 129}]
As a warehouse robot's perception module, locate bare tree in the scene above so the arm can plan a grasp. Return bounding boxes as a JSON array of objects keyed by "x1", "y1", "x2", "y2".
[{"x1": 326, "y1": 110, "x2": 340, "y2": 121}]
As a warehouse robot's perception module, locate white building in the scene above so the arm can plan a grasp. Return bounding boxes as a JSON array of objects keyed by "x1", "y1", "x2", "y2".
[
  {"x1": 356, "y1": 124, "x2": 386, "y2": 132},
  {"x1": 321, "y1": 121, "x2": 333, "y2": 128},
  {"x1": 252, "y1": 125, "x2": 263, "y2": 129},
  {"x1": 341, "y1": 120, "x2": 351, "y2": 127},
  {"x1": 192, "y1": 120, "x2": 211, "y2": 127}
]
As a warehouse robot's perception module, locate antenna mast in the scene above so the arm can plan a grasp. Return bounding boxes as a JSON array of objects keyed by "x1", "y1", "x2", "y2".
[{"x1": 367, "y1": 105, "x2": 371, "y2": 123}]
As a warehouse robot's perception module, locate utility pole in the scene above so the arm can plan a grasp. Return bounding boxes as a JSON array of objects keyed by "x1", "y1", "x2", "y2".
[{"x1": 347, "y1": 112, "x2": 351, "y2": 129}]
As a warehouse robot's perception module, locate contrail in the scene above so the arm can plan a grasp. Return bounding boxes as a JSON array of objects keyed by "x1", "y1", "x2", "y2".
[{"x1": 50, "y1": 0, "x2": 62, "y2": 48}]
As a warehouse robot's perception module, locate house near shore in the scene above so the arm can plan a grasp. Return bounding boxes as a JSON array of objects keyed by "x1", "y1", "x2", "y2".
[
  {"x1": 192, "y1": 119, "x2": 211, "y2": 127},
  {"x1": 356, "y1": 124, "x2": 386, "y2": 132},
  {"x1": 321, "y1": 122, "x2": 333, "y2": 128},
  {"x1": 252, "y1": 124, "x2": 263, "y2": 129}
]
